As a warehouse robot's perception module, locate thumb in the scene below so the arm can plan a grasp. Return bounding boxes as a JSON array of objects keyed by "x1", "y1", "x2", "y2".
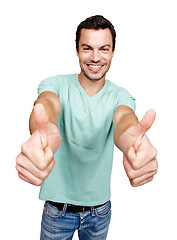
[
  {"x1": 127, "y1": 146, "x2": 136, "y2": 162},
  {"x1": 33, "y1": 104, "x2": 49, "y2": 149},
  {"x1": 39, "y1": 129, "x2": 48, "y2": 149},
  {"x1": 44, "y1": 146, "x2": 54, "y2": 162},
  {"x1": 33, "y1": 103, "x2": 49, "y2": 129},
  {"x1": 136, "y1": 109, "x2": 156, "y2": 136}
]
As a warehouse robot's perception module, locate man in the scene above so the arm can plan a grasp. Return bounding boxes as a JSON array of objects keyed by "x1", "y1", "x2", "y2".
[{"x1": 16, "y1": 15, "x2": 158, "y2": 240}]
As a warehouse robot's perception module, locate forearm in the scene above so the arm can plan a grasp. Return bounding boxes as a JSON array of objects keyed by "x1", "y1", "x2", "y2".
[{"x1": 114, "y1": 112, "x2": 139, "y2": 150}]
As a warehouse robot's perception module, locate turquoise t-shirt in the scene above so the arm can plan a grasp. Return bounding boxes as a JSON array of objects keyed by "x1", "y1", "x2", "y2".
[{"x1": 38, "y1": 73, "x2": 135, "y2": 206}]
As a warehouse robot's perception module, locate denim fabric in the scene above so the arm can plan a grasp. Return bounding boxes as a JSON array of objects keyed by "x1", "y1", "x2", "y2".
[{"x1": 40, "y1": 201, "x2": 111, "y2": 240}]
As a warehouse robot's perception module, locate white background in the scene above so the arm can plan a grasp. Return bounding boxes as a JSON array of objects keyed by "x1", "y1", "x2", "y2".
[{"x1": 1, "y1": 0, "x2": 177, "y2": 239}]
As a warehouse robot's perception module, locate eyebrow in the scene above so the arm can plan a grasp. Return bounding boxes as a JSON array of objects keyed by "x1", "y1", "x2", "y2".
[
  {"x1": 81, "y1": 44, "x2": 111, "y2": 49},
  {"x1": 81, "y1": 44, "x2": 91, "y2": 48},
  {"x1": 100, "y1": 44, "x2": 111, "y2": 48}
]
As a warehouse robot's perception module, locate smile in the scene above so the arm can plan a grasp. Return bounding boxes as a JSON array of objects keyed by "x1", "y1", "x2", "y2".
[
  {"x1": 86, "y1": 64, "x2": 104, "y2": 71},
  {"x1": 87, "y1": 65, "x2": 103, "y2": 69}
]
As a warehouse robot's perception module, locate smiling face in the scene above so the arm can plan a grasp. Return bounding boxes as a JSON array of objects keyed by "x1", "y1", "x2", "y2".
[{"x1": 77, "y1": 28, "x2": 114, "y2": 82}]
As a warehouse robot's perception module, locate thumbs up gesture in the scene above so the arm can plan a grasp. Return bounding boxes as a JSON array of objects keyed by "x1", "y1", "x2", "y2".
[
  {"x1": 16, "y1": 104, "x2": 62, "y2": 186},
  {"x1": 119, "y1": 109, "x2": 158, "y2": 187}
]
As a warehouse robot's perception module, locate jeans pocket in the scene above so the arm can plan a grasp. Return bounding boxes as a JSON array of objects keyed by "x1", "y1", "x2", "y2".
[
  {"x1": 44, "y1": 202, "x2": 62, "y2": 219},
  {"x1": 95, "y1": 201, "x2": 111, "y2": 218}
]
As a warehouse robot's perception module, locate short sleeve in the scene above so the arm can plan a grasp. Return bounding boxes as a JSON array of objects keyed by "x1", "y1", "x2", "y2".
[
  {"x1": 115, "y1": 87, "x2": 136, "y2": 111},
  {"x1": 37, "y1": 76, "x2": 59, "y2": 97}
]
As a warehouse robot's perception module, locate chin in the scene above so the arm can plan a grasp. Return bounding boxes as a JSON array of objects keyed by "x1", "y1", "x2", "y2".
[
  {"x1": 84, "y1": 73, "x2": 106, "y2": 81},
  {"x1": 81, "y1": 68, "x2": 107, "y2": 81}
]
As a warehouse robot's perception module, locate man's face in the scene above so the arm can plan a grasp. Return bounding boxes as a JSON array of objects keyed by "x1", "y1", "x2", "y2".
[{"x1": 77, "y1": 28, "x2": 114, "y2": 81}]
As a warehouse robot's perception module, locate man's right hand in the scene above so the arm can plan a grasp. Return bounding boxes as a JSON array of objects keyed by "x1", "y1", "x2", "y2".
[{"x1": 16, "y1": 104, "x2": 62, "y2": 186}]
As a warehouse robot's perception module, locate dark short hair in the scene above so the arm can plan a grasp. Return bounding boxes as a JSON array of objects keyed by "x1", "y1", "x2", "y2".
[{"x1": 76, "y1": 15, "x2": 116, "y2": 52}]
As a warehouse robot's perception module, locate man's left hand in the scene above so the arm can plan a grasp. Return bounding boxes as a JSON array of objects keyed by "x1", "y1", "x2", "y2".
[{"x1": 119, "y1": 109, "x2": 158, "y2": 187}]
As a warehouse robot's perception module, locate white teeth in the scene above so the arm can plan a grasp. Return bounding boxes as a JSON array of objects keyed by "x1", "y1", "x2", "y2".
[{"x1": 88, "y1": 65, "x2": 102, "y2": 69}]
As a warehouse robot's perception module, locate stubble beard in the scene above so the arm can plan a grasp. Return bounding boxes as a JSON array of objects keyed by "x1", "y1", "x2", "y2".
[
  {"x1": 81, "y1": 68, "x2": 107, "y2": 81},
  {"x1": 80, "y1": 63, "x2": 111, "y2": 82}
]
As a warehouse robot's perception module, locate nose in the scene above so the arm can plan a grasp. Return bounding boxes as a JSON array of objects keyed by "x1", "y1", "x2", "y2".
[{"x1": 90, "y1": 49, "x2": 101, "y2": 63}]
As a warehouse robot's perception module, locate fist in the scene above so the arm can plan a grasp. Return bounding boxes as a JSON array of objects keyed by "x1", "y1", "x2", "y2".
[
  {"x1": 16, "y1": 104, "x2": 61, "y2": 186},
  {"x1": 122, "y1": 110, "x2": 158, "y2": 187},
  {"x1": 123, "y1": 135, "x2": 158, "y2": 187},
  {"x1": 16, "y1": 131, "x2": 55, "y2": 186}
]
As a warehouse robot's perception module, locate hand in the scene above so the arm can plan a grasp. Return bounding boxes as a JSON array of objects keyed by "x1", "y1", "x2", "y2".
[
  {"x1": 16, "y1": 104, "x2": 62, "y2": 186},
  {"x1": 120, "y1": 109, "x2": 158, "y2": 187}
]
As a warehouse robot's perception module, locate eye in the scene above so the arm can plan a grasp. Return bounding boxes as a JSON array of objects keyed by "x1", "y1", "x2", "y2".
[
  {"x1": 83, "y1": 47, "x2": 90, "y2": 52},
  {"x1": 102, "y1": 48, "x2": 109, "y2": 52}
]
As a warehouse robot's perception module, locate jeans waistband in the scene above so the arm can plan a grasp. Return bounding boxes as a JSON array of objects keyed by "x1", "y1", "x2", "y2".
[{"x1": 47, "y1": 201, "x2": 108, "y2": 213}]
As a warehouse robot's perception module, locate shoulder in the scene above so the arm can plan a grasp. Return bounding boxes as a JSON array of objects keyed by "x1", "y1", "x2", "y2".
[
  {"x1": 38, "y1": 73, "x2": 77, "y2": 96},
  {"x1": 43, "y1": 73, "x2": 76, "y2": 84},
  {"x1": 105, "y1": 80, "x2": 132, "y2": 96},
  {"x1": 105, "y1": 80, "x2": 136, "y2": 111}
]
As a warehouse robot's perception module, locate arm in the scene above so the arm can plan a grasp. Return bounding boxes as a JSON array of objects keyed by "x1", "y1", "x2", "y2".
[
  {"x1": 113, "y1": 105, "x2": 138, "y2": 151},
  {"x1": 16, "y1": 91, "x2": 62, "y2": 186},
  {"x1": 113, "y1": 105, "x2": 158, "y2": 187}
]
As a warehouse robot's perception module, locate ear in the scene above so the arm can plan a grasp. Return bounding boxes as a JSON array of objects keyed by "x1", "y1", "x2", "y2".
[
  {"x1": 112, "y1": 50, "x2": 115, "y2": 58},
  {"x1": 76, "y1": 44, "x2": 79, "y2": 57}
]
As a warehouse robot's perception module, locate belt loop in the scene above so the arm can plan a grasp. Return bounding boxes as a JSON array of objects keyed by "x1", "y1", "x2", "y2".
[
  {"x1": 62, "y1": 203, "x2": 67, "y2": 216},
  {"x1": 91, "y1": 206, "x2": 95, "y2": 217}
]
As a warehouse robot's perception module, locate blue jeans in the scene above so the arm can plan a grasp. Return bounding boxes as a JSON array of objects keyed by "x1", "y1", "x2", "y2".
[{"x1": 40, "y1": 201, "x2": 111, "y2": 240}]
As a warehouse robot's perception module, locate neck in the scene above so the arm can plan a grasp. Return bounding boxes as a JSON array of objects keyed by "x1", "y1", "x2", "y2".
[{"x1": 78, "y1": 72, "x2": 106, "y2": 97}]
